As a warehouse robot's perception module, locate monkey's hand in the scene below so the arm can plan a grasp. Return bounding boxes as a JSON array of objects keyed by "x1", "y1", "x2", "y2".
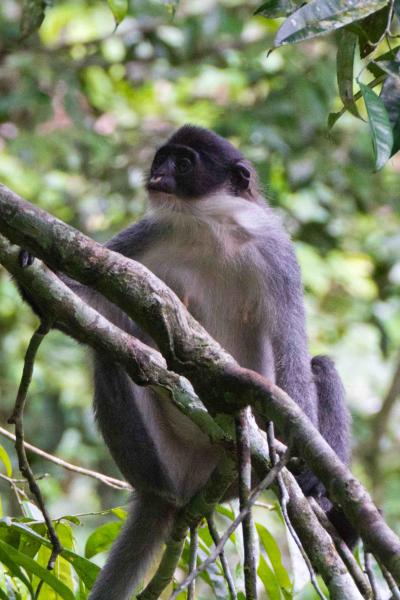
[{"x1": 19, "y1": 249, "x2": 35, "y2": 268}]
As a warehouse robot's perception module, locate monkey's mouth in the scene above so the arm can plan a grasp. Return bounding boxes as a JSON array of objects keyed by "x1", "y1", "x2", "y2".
[{"x1": 147, "y1": 176, "x2": 175, "y2": 194}]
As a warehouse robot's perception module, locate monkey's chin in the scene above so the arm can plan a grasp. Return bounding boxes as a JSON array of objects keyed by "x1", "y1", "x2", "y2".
[{"x1": 148, "y1": 190, "x2": 185, "y2": 211}]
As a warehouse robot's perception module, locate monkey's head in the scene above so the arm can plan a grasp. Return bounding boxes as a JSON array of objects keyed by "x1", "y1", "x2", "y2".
[{"x1": 147, "y1": 125, "x2": 258, "y2": 202}]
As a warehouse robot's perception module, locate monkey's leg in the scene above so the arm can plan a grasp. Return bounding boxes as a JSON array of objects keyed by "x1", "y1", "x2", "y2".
[
  {"x1": 88, "y1": 493, "x2": 176, "y2": 600},
  {"x1": 311, "y1": 355, "x2": 358, "y2": 548}
]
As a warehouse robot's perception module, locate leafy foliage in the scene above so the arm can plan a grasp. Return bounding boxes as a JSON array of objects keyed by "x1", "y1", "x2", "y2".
[{"x1": 257, "y1": 0, "x2": 400, "y2": 169}]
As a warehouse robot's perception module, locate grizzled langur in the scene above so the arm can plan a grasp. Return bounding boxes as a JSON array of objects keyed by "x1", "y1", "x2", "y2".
[{"x1": 20, "y1": 126, "x2": 355, "y2": 600}]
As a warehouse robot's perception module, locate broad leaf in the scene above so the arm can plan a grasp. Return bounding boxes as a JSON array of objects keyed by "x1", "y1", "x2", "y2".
[
  {"x1": 0, "y1": 539, "x2": 75, "y2": 600},
  {"x1": 0, "y1": 587, "x2": 8, "y2": 600},
  {"x1": 107, "y1": 0, "x2": 128, "y2": 24},
  {"x1": 380, "y1": 53, "x2": 400, "y2": 155},
  {"x1": 20, "y1": 0, "x2": 46, "y2": 38},
  {"x1": 257, "y1": 554, "x2": 282, "y2": 600},
  {"x1": 394, "y1": 0, "x2": 400, "y2": 20},
  {"x1": 255, "y1": 0, "x2": 301, "y2": 18},
  {"x1": 377, "y1": 60, "x2": 400, "y2": 79},
  {"x1": 360, "y1": 82, "x2": 393, "y2": 169},
  {"x1": 336, "y1": 29, "x2": 361, "y2": 117},
  {"x1": 0, "y1": 446, "x2": 12, "y2": 478},
  {"x1": 275, "y1": 0, "x2": 388, "y2": 46},
  {"x1": 367, "y1": 44, "x2": 400, "y2": 76},
  {"x1": 257, "y1": 524, "x2": 292, "y2": 595},
  {"x1": 2, "y1": 520, "x2": 100, "y2": 590},
  {"x1": 358, "y1": 5, "x2": 390, "y2": 58},
  {"x1": 0, "y1": 542, "x2": 33, "y2": 595},
  {"x1": 328, "y1": 73, "x2": 385, "y2": 128},
  {"x1": 84, "y1": 521, "x2": 122, "y2": 558}
]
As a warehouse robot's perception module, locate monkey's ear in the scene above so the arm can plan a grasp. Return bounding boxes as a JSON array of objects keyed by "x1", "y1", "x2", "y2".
[{"x1": 232, "y1": 161, "x2": 251, "y2": 191}]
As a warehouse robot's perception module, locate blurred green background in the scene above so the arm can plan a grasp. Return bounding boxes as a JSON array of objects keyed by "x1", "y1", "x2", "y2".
[{"x1": 0, "y1": 0, "x2": 399, "y2": 596}]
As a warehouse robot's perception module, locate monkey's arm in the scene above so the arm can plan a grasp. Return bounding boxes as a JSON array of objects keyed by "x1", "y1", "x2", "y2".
[
  {"x1": 17, "y1": 216, "x2": 166, "y2": 330},
  {"x1": 258, "y1": 235, "x2": 319, "y2": 427}
]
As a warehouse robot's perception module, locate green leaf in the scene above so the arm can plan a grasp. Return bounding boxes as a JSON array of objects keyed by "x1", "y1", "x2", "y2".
[
  {"x1": 1, "y1": 520, "x2": 100, "y2": 590},
  {"x1": 20, "y1": 0, "x2": 46, "y2": 39},
  {"x1": 395, "y1": 0, "x2": 400, "y2": 20},
  {"x1": 367, "y1": 44, "x2": 400, "y2": 76},
  {"x1": 357, "y1": 6, "x2": 390, "y2": 58},
  {"x1": 254, "y1": 0, "x2": 301, "y2": 18},
  {"x1": 0, "y1": 541, "x2": 33, "y2": 595},
  {"x1": 0, "y1": 586, "x2": 8, "y2": 600},
  {"x1": 380, "y1": 56, "x2": 400, "y2": 155},
  {"x1": 63, "y1": 550, "x2": 100, "y2": 590},
  {"x1": 85, "y1": 521, "x2": 122, "y2": 559},
  {"x1": 35, "y1": 542, "x2": 74, "y2": 600},
  {"x1": 359, "y1": 82, "x2": 393, "y2": 169},
  {"x1": 107, "y1": 0, "x2": 128, "y2": 24},
  {"x1": 275, "y1": 0, "x2": 388, "y2": 46},
  {"x1": 376, "y1": 60, "x2": 400, "y2": 79},
  {"x1": 336, "y1": 29, "x2": 361, "y2": 118},
  {"x1": 257, "y1": 554, "x2": 282, "y2": 600},
  {"x1": 256, "y1": 524, "x2": 292, "y2": 594},
  {"x1": 110, "y1": 507, "x2": 127, "y2": 521},
  {"x1": 0, "y1": 539, "x2": 75, "y2": 600},
  {"x1": 0, "y1": 445, "x2": 12, "y2": 478},
  {"x1": 328, "y1": 73, "x2": 385, "y2": 129}
]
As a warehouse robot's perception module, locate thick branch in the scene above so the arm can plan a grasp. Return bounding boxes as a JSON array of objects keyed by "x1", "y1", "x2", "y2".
[
  {"x1": 0, "y1": 235, "x2": 366, "y2": 598},
  {"x1": 1, "y1": 186, "x2": 400, "y2": 582},
  {"x1": 309, "y1": 497, "x2": 372, "y2": 599}
]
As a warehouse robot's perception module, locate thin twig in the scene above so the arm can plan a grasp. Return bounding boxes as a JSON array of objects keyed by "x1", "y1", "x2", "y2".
[
  {"x1": 236, "y1": 408, "x2": 257, "y2": 599},
  {"x1": 0, "y1": 471, "x2": 28, "y2": 508},
  {"x1": 207, "y1": 516, "x2": 237, "y2": 600},
  {"x1": 266, "y1": 423, "x2": 326, "y2": 600},
  {"x1": 169, "y1": 452, "x2": 290, "y2": 600},
  {"x1": 7, "y1": 320, "x2": 62, "y2": 571},
  {"x1": 187, "y1": 525, "x2": 199, "y2": 600},
  {"x1": 365, "y1": 0, "x2": 396, "y2": 50},
  {"x1": 365, "y1": 551, "x2": 381, "y2": 600},
  {"x1": 367, "y1": 352, "x2": 400, "y2": 492},
  {"x1": 309, "y1": 497, "x2": 372, "y2": 599},
  {"x1": 376, "y1": 558, "x2": 400, "y2": 600},
  {"x1": 0, "y1": 426, "x2": 130, "y2": 490}
]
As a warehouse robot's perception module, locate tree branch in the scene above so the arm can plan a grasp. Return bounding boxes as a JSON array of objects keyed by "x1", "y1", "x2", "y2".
[
  {"x1": 207, "y1": 516, "x2": 237, "y2": 600},
  {"x1": 236, "y1": 407, "x2": 257, "y2": 600},
  {"x1": 187, "y1": 525, "x2": 199, "y2": 600},
  {"x1": 0, "y1": 426, "x2": 131, "y2": 490},
  {"x1": 0, "y1": 233, "x2": 367, "y2": 598},
  {"x1": 309, "y1": 497, "x2": 372, "y2": 599},
  {"x1": 7, "y1": 319, "x2": 62, "y2": 571},
  {"x1": 1, "y1": 184, "x2": 399, "y2": 586},
  {"x1": 367, "y1": 351, "x2": 400, "y2": 492},
  {"x1": 267, "y1": 423, "x2": 326, "y2": 600},
  {"x1": 169, "y1": 453, "x2": 290, "y2": 600}
]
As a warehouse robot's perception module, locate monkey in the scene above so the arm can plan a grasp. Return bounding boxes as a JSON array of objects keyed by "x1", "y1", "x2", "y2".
[{"x1": 18, "y1": 125, "x2": 355, "y2": 600}]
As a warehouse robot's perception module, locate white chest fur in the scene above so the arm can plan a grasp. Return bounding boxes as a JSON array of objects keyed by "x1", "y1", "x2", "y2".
[{"x1": 140, "y1": 193, "x2": 276, "y2": 368}]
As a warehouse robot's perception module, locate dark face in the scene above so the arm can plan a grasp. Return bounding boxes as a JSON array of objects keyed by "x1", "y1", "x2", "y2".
[{"x1": 146, "y1": 125, "x2": 251, "y2": 200}]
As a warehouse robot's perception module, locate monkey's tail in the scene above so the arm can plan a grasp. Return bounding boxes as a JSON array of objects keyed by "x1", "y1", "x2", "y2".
[
  {"x1": 311, "y1": 355, "x2": 358, "y2": 549},
  {"x1": 88, "y1": 493, "x2": 176, "y2": 600}
]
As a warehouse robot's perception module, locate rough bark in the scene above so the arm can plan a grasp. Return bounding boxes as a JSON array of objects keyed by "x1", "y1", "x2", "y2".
[{"x1": 0, "y1": 184, "x2": 399, "y2": 585}]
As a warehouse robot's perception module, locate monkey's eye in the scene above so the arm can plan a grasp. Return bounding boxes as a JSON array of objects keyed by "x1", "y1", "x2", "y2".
[{"x1": 176, "y1": 157, "x2": 192, "y2": 174}]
